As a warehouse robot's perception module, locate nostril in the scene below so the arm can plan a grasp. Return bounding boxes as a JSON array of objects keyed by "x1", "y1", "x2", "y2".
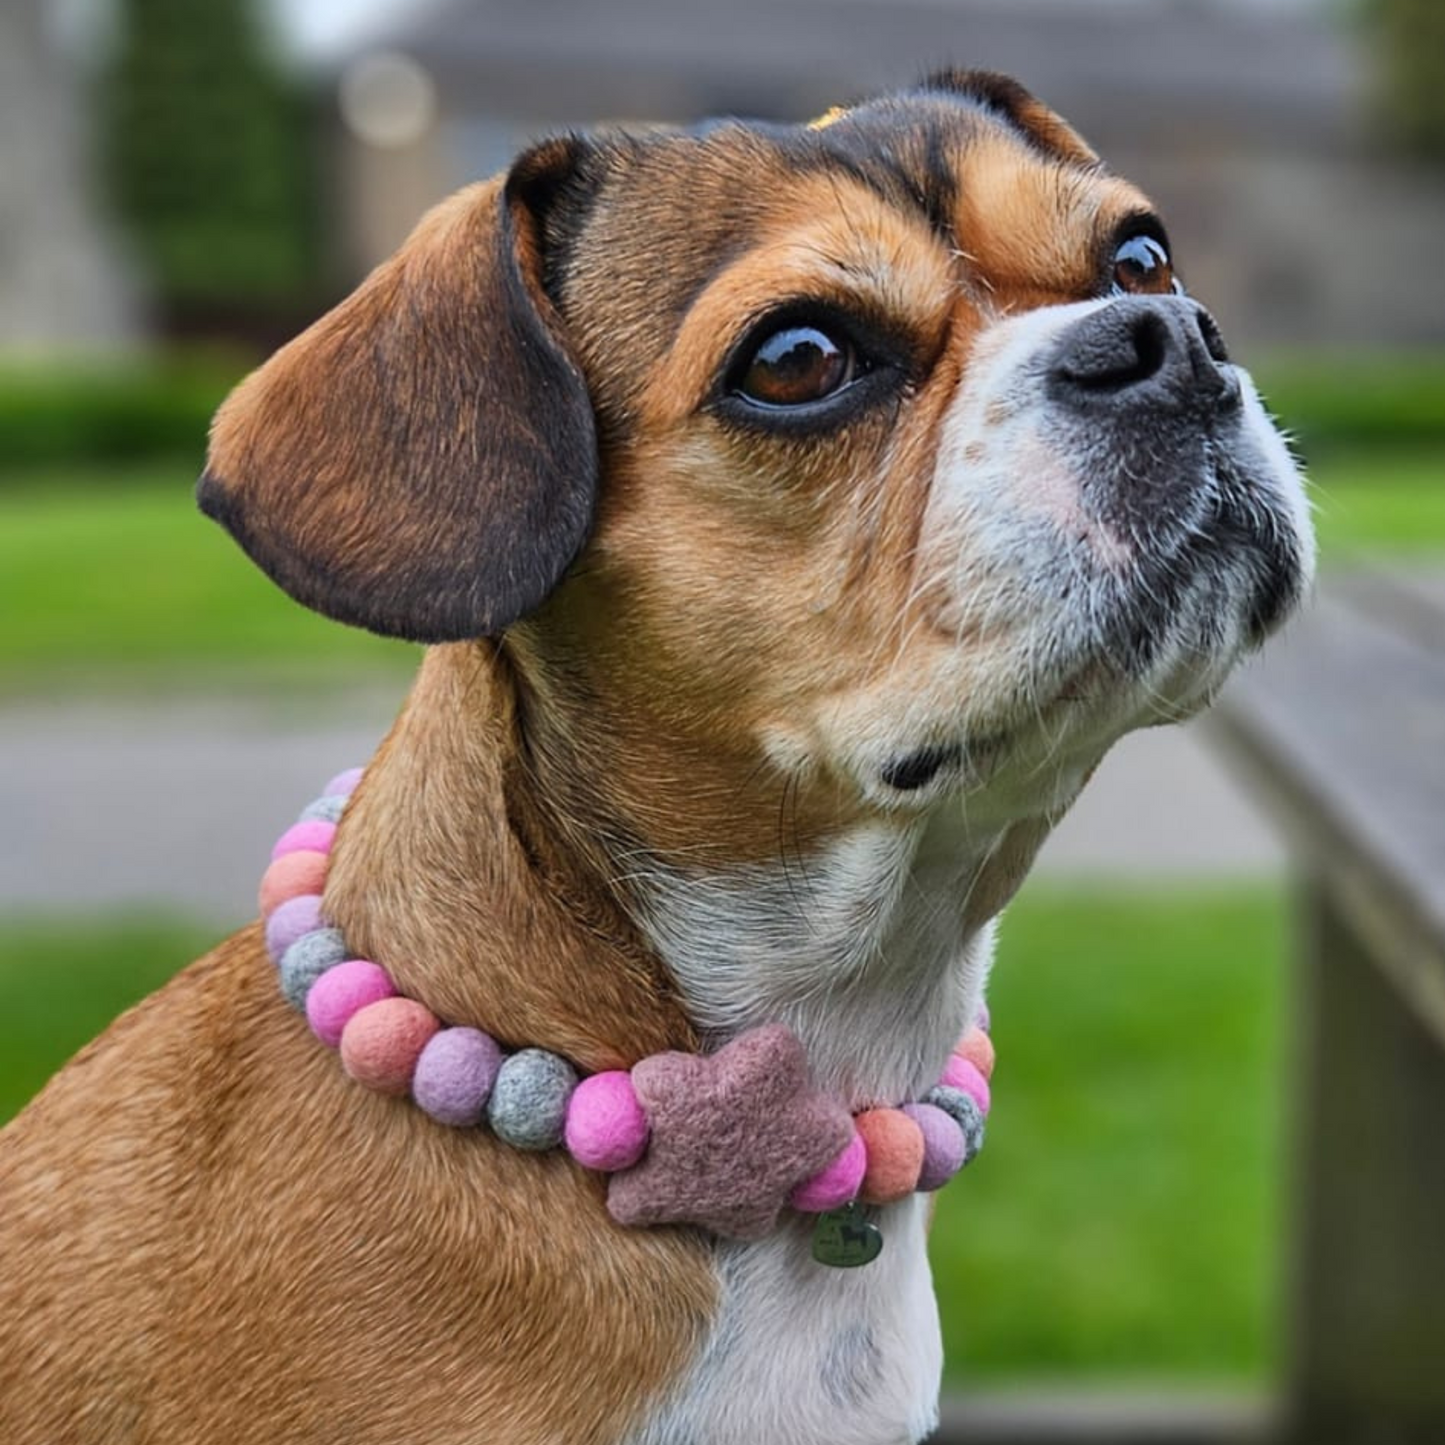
[
  {"x1": 1057, "y1": 308, "x2": 1170, "y2": 392},
  {"x1": 1195, "y1": 308, "x2": 1230, "y2": 365}
]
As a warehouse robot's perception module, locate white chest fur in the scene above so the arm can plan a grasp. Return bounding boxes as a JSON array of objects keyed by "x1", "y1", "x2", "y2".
[
  {"x1": 624, "y1": 812, "x2": 1001, "y2": 1442},
  {"x1": 625, "y1": 1200, "x2": 943, "y2": 1445}
]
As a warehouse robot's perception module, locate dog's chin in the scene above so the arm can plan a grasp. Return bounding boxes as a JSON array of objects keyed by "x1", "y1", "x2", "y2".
[{"x1": 834, "y1": 475, "x2": 1310, "y2": 822}]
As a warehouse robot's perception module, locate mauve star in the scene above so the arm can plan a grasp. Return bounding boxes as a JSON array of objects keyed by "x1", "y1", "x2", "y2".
[{"x1": 607, "y1": 1024, "x2": 854, "y2": 1240}]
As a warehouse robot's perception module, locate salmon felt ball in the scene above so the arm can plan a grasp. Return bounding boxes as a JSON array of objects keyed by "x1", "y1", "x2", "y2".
[
  {"x1": 341, "y1": 997, "x2": 441, "y2": 1095},
  {"x1": 855, "y1": 1108, "x2": 925, "y2": 1205},
  {"x1": 956, "y1": 1027, "x2": 996, "y2": 1080},
  {"x1": 258, "y1": 850, "x2": 329, "y2": 917}
]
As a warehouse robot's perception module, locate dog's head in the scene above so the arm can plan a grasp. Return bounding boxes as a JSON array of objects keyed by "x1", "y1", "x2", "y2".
[{"x1": 201, "y1": 71, "x2": 1312, "y2": 855}]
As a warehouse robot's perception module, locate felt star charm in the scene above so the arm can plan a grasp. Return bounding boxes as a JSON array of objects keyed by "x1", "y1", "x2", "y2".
[{"x1": 607, "y1": 1024, "x2": 855, "y2": 1241}]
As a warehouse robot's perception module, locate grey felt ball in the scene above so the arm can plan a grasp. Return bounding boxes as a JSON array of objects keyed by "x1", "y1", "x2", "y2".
[
  {"x1": 487, "y1": 1049, "x2": 578, "y2": 1152},
  {"x1": 278, "y1": 928, "x2": 349, "y2": 1012},
  {"x1": 299, "y1": 795, "x2": 347, "y2": 824},
  {"x1": 924, "y1": 1085, "x2": 986, "y2": 1163}
]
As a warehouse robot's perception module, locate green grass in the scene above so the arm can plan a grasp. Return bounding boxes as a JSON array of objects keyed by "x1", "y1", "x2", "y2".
[
  {"x1": 0, "y1": 463, "x2": 416, "y2": 694},
  {"x1": 2, "y1": 451, "x2": 1442, "y2": 692},
  {"x1": 1308, "y1": 449, "x2": 1445, "y2": 556},
  {"x1": 0, "y1": 886, "x2": 1287, "y2": 1383},
  {"x1": 0, "y1": 915, "x2": 213, "y2": 1123},
  {"x1": 934, "y1": 885, "x2": 1287, "y2": 1385}
]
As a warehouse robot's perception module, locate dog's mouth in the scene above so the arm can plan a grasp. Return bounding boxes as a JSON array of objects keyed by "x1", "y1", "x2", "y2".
[{"x1": 874, "y1": 441, "x2": 1310, "y2": 808}]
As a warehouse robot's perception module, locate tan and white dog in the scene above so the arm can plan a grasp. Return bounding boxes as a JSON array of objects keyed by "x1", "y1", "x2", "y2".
[{"x1": 0, "y1": 71, "x2": 1312, "y2": 1444}]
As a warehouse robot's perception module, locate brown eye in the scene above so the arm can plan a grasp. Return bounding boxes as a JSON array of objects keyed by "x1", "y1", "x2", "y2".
[
  {"x1": 737, "y1": 325, "x2": 855, "y2": 407},
  {"x1": 1111, "y1": 234, "x2": 1177, "y2": 296}
]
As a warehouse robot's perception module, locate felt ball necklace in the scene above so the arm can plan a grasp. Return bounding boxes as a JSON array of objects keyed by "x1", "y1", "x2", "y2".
[{"x1": 260, "y1": 769, "x2": 995, "y2": 1269}]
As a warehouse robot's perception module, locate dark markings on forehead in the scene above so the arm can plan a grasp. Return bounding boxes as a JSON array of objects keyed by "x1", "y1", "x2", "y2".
[{"x1": 531, "y1": 83, "x2": 1094, "y2": 429}]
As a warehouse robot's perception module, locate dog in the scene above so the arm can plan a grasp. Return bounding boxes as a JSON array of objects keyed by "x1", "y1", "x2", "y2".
[{"x1": 0, "y1": 71, "x2": 1313, "y2": 1444}]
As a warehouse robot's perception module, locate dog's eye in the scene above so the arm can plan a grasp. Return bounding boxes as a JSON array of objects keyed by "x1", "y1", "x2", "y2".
[
  {"x1": 1111, "y1": 234, "x2": 1179, "y2": 297},
  {"x1": 735, "y1": 325, "x2": 857, "y2": 408}
]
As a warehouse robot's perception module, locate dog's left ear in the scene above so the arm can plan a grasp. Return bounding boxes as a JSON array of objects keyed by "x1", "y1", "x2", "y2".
[{"x1": 198, "y1": 137, "x2": 599, "y2": 642}]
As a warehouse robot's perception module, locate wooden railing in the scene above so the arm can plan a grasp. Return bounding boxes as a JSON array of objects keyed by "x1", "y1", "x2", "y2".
[{"x1": 935, "y1": 566, "x2": 1445, "y2": 1444}]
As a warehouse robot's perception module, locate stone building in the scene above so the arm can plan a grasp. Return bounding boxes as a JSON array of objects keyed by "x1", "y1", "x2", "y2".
[
  {"x1": 0, "y1": 0, "x2": 143, "y2": 353},
  {"x1": 327, "y1": 0, "x2": 1445, "y2": 349}
]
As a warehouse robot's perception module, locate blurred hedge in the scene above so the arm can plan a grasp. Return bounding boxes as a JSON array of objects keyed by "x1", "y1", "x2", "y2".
[
  {"x1": 1251, "y1": 353, "x2": 1445, "y2": 457},
  {"x1": 0, "y1": 351, "x2": 1441, "y2": 480},
  {"x1": 0, "y1": 360, "x2": 245, "y2": 475}
]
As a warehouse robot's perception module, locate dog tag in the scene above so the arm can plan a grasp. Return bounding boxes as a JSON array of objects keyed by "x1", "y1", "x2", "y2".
[{"x1": 810, "y1": 1202, "x2": 883, "y2": 1269}]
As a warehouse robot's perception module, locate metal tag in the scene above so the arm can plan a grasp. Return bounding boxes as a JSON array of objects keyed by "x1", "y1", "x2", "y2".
[{"x1": 810, "y1": 1201, "x2": 883, "y2": 1269}]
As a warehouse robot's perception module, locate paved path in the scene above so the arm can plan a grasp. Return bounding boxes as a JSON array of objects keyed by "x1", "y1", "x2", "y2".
[{"x1": 0, "y1": 684, "x2": 1283, "y2": 927}]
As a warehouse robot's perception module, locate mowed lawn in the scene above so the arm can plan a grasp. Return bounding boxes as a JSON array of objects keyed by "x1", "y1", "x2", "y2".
[
  {"x1": 0, "y1": 463, "x2": 416, "y2": 694},
  {"x1": 0, "y1": 888, "x2": 1287, "y2": 1386},
  {"x1": 2, "y1": 447, "x2": 1444, "y2": 691}
]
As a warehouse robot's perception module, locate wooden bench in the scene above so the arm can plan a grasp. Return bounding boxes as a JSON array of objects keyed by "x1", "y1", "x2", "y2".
[
  {"x1": 1211, "y1": 564, "x2": 1445, "y2": 1444},
  {"x1": 933, "y1": 565, "x2": 1445, "y2": 1444}
]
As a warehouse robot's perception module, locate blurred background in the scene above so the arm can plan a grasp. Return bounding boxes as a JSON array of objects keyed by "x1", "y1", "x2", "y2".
[{"x1": 3, "y1": 0, "x2": 1444, "y2": 1425}]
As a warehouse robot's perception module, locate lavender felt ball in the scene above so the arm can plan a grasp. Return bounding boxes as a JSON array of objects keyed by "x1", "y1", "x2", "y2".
[
  {"x1": 324, "y1": 766, "x2": 364, "y2": 798},
  {"x1": 413, "y1": 1027, "x2": 503, "y2": 1127},
  {"x1": 901, "y1": 1102, "x2": 967, "y2": 1191},
  {"x1": 488, "y1": 1049, "x2": 578, "y2": 1152},
  {"x1": 924, "y1": 1086, "x2": 985, "y2": 1163},
  {"x1": 278, "y1": 928, "x2": 348, "y2": 1012},
  {"x1": 564, "y1": 1070, "x2": 650, "y2": 1171},
  {"x1": 264, "y1": 894, "x2": 326, "y2": 963}
]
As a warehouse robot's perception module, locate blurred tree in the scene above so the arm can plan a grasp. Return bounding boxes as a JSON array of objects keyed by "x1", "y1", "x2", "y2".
[
  {"x1": 100, "y1": 0, "x2": 323, "y2": 337},
  {"x1": 1369, "y1": 0, "x2": 1445, "y2": 161}
]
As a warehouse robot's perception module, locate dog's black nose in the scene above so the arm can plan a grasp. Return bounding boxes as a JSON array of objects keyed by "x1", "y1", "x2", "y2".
[{"x1": 1048, "y1": 297, "x2": 1240, "y2": 416}]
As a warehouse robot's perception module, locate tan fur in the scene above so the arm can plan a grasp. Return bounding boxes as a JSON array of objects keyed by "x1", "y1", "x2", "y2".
[
  {"x1": 0, "y1": 929, "x2": 712, "y2": 1443},
  {"x1": 0, "y1": 77, "x2": 1219, "y2": 1442}
]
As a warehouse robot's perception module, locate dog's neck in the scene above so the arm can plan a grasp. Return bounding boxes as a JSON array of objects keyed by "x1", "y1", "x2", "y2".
[
  {"x1": 324, "y1": 644, "x2": 696, "y2": 1070},
  {"x1": 325, "y1": 644, "x2": 1049, "y2": 1102},
  {"x1": 635, "y1": 810, "x2": 1048, "y2": 1106}
]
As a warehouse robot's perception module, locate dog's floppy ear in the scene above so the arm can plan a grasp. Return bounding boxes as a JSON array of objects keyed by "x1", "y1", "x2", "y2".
[{"x1": 198, "y1": 138, "x2": 598, "y2": 642}]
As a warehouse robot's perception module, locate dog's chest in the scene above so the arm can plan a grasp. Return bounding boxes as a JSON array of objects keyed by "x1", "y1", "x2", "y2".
[{"x1": 624, "y1": 1199, "x2": 942, "y2": 1445}]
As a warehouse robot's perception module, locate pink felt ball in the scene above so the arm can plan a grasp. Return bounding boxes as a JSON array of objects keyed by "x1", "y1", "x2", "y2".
[
  {"x1": 789, "y1": 1127, "x2": 866, "y2": 1213},
  {"x1": 340, "y1": 997, "x2": 441, "y2": 1095},
  {"x1": 940, "y1": 1055, "x2": 991, "y2": 1116},
  {"x1": 325, "y1": 766, "x2": 365, "y2": 798},
  {"x1": 564, "y1": 1071, "x2": 650, "y2": 1172},
  {"x1": 856, "y1": 1108, "x2": 926, "y2": 1205},
  {"x1": 258, "y1": 850, "x2": 329, "y2": 918},
  {"x1": 305, "y1": 960, "x2": 396, "y2": 1048},
  {"x1": 264, "y1": 894, "x2": 325, "y2": 963},
  {"x1": 413, "y1": 1027, "x2": 503, "y2": 1127},
  {"x1": 270, "y1": 819, "x2": 337, "y2": 862},
  {"x1": 901, "y1": 1102, "x2": 967, "y2": 1191}
]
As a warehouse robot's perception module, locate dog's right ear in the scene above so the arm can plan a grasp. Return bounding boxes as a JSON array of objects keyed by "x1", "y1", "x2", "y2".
[{"x1": 198, "y1": 138, "x2": 600, "y2": 642}]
